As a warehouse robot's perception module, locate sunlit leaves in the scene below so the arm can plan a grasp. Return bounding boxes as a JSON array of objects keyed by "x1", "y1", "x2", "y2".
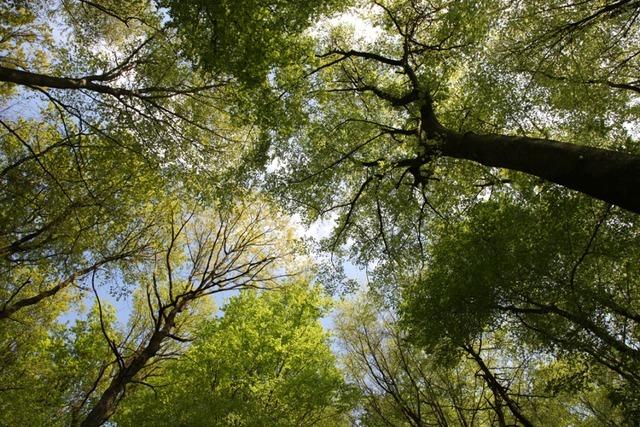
[{"x1": 115, "y1": 282, "x2": 354, "y2": 426}]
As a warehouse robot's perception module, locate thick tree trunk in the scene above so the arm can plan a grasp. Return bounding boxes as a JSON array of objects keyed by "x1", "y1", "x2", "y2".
[
  {"x1": 435, "y1": 129, "x2": 640, "y2": 213},
  {"x1": 80, "y1": 341, "x2": 160, "y2": 427}
]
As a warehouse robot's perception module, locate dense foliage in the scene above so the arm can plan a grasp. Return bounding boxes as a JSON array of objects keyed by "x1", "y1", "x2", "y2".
[
  {"x1": 1, "y1": 0, "x2": 639, "y2": 425},
  {"x1": 115, "y1": 282, "x2": 355, "y2": 426}
]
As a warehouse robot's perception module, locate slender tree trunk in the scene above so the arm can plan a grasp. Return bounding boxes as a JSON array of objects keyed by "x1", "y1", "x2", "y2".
[
  {"x1": 0, "y1": 279, "x2": 70, "y2": 320},
  {"x1": 493, "y1": 395, "x2": 508, "y2": 427},
  {"x1": 0, "y1": 257, "x2": 119, "y2": 320},
  {"x1": 464, "y1": 346, "x2": 534, "y2": 427},
  {"x1": 80, "y1": 301, "x2": 185, "y2": 427},
  {"x1": 0, "y1": 66, "x2": 129, "y2": 97},
  {"x1": 434, "y1": 129, "x2": 640, "y2": 213}
]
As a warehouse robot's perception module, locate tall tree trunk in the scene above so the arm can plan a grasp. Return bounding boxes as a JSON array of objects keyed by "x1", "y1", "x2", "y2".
[{"x1": 428, "y1": 128, "x2": 640, "y2": 213}]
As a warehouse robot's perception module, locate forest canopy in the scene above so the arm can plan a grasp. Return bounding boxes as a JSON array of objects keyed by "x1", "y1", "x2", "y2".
[{"x1": 1, "y1": 0, "x2": 639, "y2": 425}]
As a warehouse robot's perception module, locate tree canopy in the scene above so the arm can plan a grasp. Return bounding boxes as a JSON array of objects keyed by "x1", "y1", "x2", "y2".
[{"x1": 1, "y1": 0, "x2": 639, "y2": 425}]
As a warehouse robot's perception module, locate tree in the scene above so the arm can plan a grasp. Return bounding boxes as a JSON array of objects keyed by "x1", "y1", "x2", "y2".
[
  {"x1": 401, "y1": 187, "x2": 640, "y2": 423},
  {"x1": 0, "y1": 301, "x2": 121, "y2": 426},
  {"x1": 259, "y1": 0, "x2": 640, "y2": 266},
  {"x1": 115, "y1": 281, "x2": 355, "y2": 426},
  {"x1": 0, "y1": 117, "x2": 164, "y2": 321},
  {"x1": 77, "y1": 197, "x2": 299, "y2": 426},
  {"x1": 335, "y1": 296, "x2": 532, "y2": 426},
  {"x1": 338, "y1": 296, "x2": 628, "y2": 426},
  {"x1": 0, "y1": 0, "x2": 270, "y2": 200},
  {"x1": 0, "y1": 194, "x2": 308, "y2": 426},
  {"x1": 0, "y1": 0, "x2": 275, "y2": 319},
  {"x1": 1, "y1": 3, "x2": 333, "y2": 424},
  {"x1": 246, "y1": 7, "x2": 640, "y2": 421}
]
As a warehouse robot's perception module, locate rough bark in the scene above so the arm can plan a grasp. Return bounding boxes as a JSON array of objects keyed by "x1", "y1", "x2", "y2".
[{"x1": 321, "y1": 47, "x2": 640, "y2": 215}]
